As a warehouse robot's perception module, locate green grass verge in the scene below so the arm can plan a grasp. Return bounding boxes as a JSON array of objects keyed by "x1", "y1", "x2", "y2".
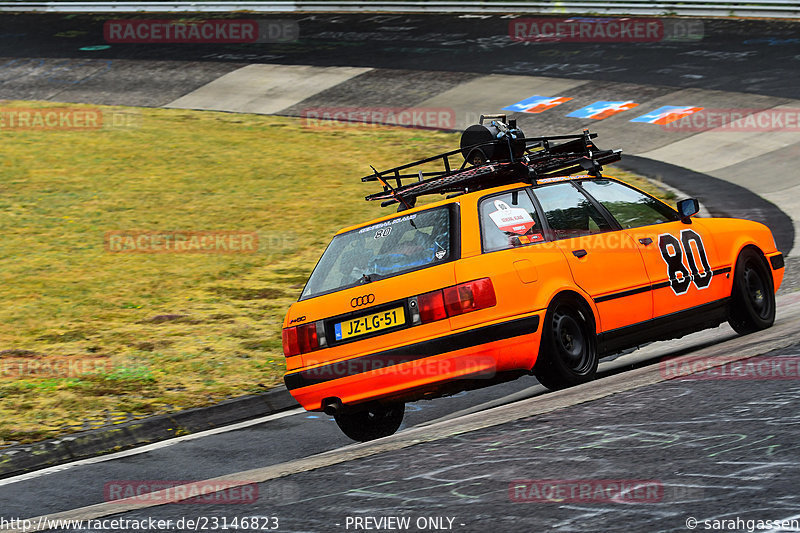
[{"x1": 0, "y1": 101, "x2": 672, "y2": 445}]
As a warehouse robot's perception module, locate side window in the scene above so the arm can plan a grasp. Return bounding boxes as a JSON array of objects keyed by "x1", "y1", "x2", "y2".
[
  {"x1": 479, "y1": 189, "x2": 544, "y2": 252},
  {"x1": 580, "y1": 179, "x2": 679, "y2": 229},
  {"x1": 533, "y1": 183, "x2": 613, "y2": 240}
]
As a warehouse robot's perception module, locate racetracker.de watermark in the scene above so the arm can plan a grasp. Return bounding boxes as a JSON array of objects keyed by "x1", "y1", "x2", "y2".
[
  {"x1": 300, "y1": 355, "x2": 497, "y2": 381},
  {"x1": 509, "y1": 479, "x2": 664, "y2": 503},
  {"x1": 0, "y1": 107, "x2": 142, "y2": 130},
  {"x1": 662, "y1": 356, "x2": 800, "y2": 381},
  {"x1": 660, "y1": 108, "x2": 800, "y2": 132},
  {"x1": 509, "y1": 17, "x2": 703, "y2": 43},
  {"x1": 0, "y1": 357, "x2": 112, "y2": 378},
  {"x1": 104, "y1": 480, "x2": 258, "y2": 504},
  {"x1": 1, "y1": 107, "x2": 101, "y2": 130},
  {"x1": 104, "y1": 230, "x2": 259, "y2": 254},
  {"x1": 104, "y1": 19, "x2": 299, "y2": 43},
  {"x1": 498, "y1": 226, "x2": 675, "y2": 252},
  {"x1": 301, "y1": 107, "x2": 456, "y2": 130}
]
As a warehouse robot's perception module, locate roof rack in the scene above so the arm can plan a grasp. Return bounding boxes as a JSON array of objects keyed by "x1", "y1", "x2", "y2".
[{"x1": 362, "y1": 116, "x2": 621, "y2": 210}]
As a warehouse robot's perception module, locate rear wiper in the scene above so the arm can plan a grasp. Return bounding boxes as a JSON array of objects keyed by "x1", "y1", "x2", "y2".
[{"x1": 359, "y1": 273, "x2": 385, "y2": 284}]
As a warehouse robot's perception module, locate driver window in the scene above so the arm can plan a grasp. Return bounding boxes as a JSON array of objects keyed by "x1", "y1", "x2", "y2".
[
  {"x1": 480, "y1": 190, "x2": 544, "y2": 253},
  {"x1": 579, "y1": 179, "x2": 679, "y2": 228}
]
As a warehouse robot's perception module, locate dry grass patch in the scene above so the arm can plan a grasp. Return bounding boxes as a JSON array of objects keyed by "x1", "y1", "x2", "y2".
[{"x1": 0, "y1": 101, "x2": 672, "y2": 445}]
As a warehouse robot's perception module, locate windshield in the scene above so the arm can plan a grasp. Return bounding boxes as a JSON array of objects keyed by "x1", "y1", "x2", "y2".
[{"x1": 300, "y1": 206, "x2": 454, "y2": 300}]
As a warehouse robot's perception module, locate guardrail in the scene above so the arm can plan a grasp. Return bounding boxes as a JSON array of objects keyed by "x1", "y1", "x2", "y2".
[{"x1": 0, "y1": 0, "x2": 797, "y2": 18}]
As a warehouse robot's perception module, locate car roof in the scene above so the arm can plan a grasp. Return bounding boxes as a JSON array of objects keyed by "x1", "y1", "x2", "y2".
[{"x1": 338, "y1": 174, "x2": 676, "y2": 235}]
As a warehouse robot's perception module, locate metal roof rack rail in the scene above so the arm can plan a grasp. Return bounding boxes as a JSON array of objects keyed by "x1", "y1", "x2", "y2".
[{"x1": 362, "y1": 117, "x2": 621, "y2": 211}]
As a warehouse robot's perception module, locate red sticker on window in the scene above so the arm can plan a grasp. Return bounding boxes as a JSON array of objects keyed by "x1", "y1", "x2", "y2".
[{"x1": 489, "y1": 200, "x2": 536, "y2": 235}]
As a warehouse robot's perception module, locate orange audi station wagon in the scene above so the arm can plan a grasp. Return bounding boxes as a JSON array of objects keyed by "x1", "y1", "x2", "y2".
[{"x1": 283, "y1": 116, "x2": 784, "y2": 441}]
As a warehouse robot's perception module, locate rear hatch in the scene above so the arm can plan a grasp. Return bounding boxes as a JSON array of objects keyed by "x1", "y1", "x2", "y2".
[{"x1": 283, "y1": 204, "x2": 461, "y2": 369}]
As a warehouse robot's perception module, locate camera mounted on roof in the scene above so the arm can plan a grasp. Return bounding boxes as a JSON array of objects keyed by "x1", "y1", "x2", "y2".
[{"x1": 362, "y1": 114, "x2": 622, "y2": 211}]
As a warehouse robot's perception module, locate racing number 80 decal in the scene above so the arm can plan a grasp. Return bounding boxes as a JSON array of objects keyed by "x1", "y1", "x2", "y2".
[{"x1": 658, "y1": 229, "x2": 713, "y2": 295}]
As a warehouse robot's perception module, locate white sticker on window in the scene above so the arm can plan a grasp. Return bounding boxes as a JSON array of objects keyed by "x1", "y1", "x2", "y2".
[{"x1": 488, "y1": 200, "x2": 536, "y2": 235}]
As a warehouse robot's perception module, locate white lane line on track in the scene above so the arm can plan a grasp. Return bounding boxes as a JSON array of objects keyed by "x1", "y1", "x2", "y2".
[{"x1": 0, "y1": 407, "x2": 305, "y2": 487}]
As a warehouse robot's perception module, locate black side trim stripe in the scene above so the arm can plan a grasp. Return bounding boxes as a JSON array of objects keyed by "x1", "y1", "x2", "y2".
[
  {"x1": 602, "y1": 298, "x2": 729, "y2": 339},
  {"x1": 598, "y1": 298, "x2": 730, "y2": 356},
  {"x1": 595, "y1": 285, "x2": 651, "y2": 303},
  {"x1": 284, "y1": 315, "x2": 540, "y2": 391},
  {"x1": 771, "y1": 253, "x2": 785, "y2": 270},
  {"x1": 594, "y1": 266, "x2": 732, "y2": 304}
]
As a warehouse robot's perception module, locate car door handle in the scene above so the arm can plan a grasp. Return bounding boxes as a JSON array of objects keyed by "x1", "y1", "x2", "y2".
[
  {"x1": 639, "y1": 238, "x2": 653, "y2": 246},
  {"x1": 572, "y1": 249, "x2": 588, "y2": 258}
]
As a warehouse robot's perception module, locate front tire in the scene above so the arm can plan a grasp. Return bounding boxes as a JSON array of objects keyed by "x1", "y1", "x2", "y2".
[
  {"x1": 535, "y1": 297, "x2": 598, "y2": 391},
  {"x1": 334, "y1": 403, "x2": 404, "y2": 442},
  {"x1": 728, "y1": 248, "x2": 775, "y2": 334}
]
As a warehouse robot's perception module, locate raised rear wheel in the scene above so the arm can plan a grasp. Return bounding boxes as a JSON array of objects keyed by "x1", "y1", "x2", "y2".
[{"x1": 334, "y1": 403, "x2": 405, "y2": 442}]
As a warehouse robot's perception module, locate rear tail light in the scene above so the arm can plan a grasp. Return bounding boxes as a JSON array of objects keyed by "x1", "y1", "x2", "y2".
[
  {"x1": 283, "y1": 321, "x2": 325, "y2": 357},
  {"x1": 444, "y1": 278, "x2": 497, "y2": 316},
  {"x1": 415, "y1": 278, "x2": 496, "y2": 324},
  {"x1": 417, "y1": 289, "x2": 448, "y2": 323},
  {"x1": 284, "y1": 279, "x2": 496, "y2": 354}
]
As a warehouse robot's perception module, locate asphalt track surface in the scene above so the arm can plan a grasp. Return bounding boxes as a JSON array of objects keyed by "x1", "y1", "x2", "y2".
[
  {"x1": 1, "y1": 14, "x2": 800, "y2": 98},
  {"x1": 81, "y1": 343, "x2": 800, "y2": 533},
  {"x1": 0, "y1": 373, "x2": 551, "y2": 518},
  {"x1": 0, "y1": 11, "x2": 799, "y2": 533},
  {"x1": 4, "y1": 297, "x2": 800, "y2": 532}
]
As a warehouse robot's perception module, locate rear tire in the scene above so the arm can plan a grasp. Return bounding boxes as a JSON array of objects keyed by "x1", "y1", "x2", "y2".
[
  {"x1": 334, "y1": 403, "x2": 404, "y2": 442},
  {"x1": 728, "y1": 248, "x2": 775, "y2": 335},
  {"x1": 535, "y1": 296, "x2": 598, "y2": 391}
]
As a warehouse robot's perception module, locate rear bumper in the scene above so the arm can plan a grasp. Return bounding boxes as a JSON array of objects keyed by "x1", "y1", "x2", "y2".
[{"x1": 284, "y1": 314, "x2": 542, "y2": 411}]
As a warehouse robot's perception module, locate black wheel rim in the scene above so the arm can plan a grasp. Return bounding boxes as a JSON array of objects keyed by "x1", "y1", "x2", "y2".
[
  {"x1": 551, "y1": 306, "x2": 590, "y2": 374},
  {"x1": 743, "y1": 260, "x2": 771, "y2": 319}
]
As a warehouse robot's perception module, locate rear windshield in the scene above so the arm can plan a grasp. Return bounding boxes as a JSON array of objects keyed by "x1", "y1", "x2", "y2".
[{"x1": 300, "y1": 206, "x2": 454, "y2": 300}]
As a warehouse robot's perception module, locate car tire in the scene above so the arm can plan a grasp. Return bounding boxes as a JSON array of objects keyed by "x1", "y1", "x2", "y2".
[
  {"x1": 535, "y1": 296, "x2": 598, "y2": 391},
  {"x1": 728, "y1": 247, "x2": 775, "y2": 335},
  {"x1": 334, "y1": 403, "x2": 405, "y2": 442}
]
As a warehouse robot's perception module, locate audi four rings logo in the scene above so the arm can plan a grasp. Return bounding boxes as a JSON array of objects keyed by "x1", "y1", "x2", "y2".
[{"x1": 351, "y1": 294, "x2": 375, "y2": 307}]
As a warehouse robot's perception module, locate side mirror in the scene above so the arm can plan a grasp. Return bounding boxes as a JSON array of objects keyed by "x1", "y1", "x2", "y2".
[{"x1": 677, "y1": 198, "x2": 700, "y2": 224}]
